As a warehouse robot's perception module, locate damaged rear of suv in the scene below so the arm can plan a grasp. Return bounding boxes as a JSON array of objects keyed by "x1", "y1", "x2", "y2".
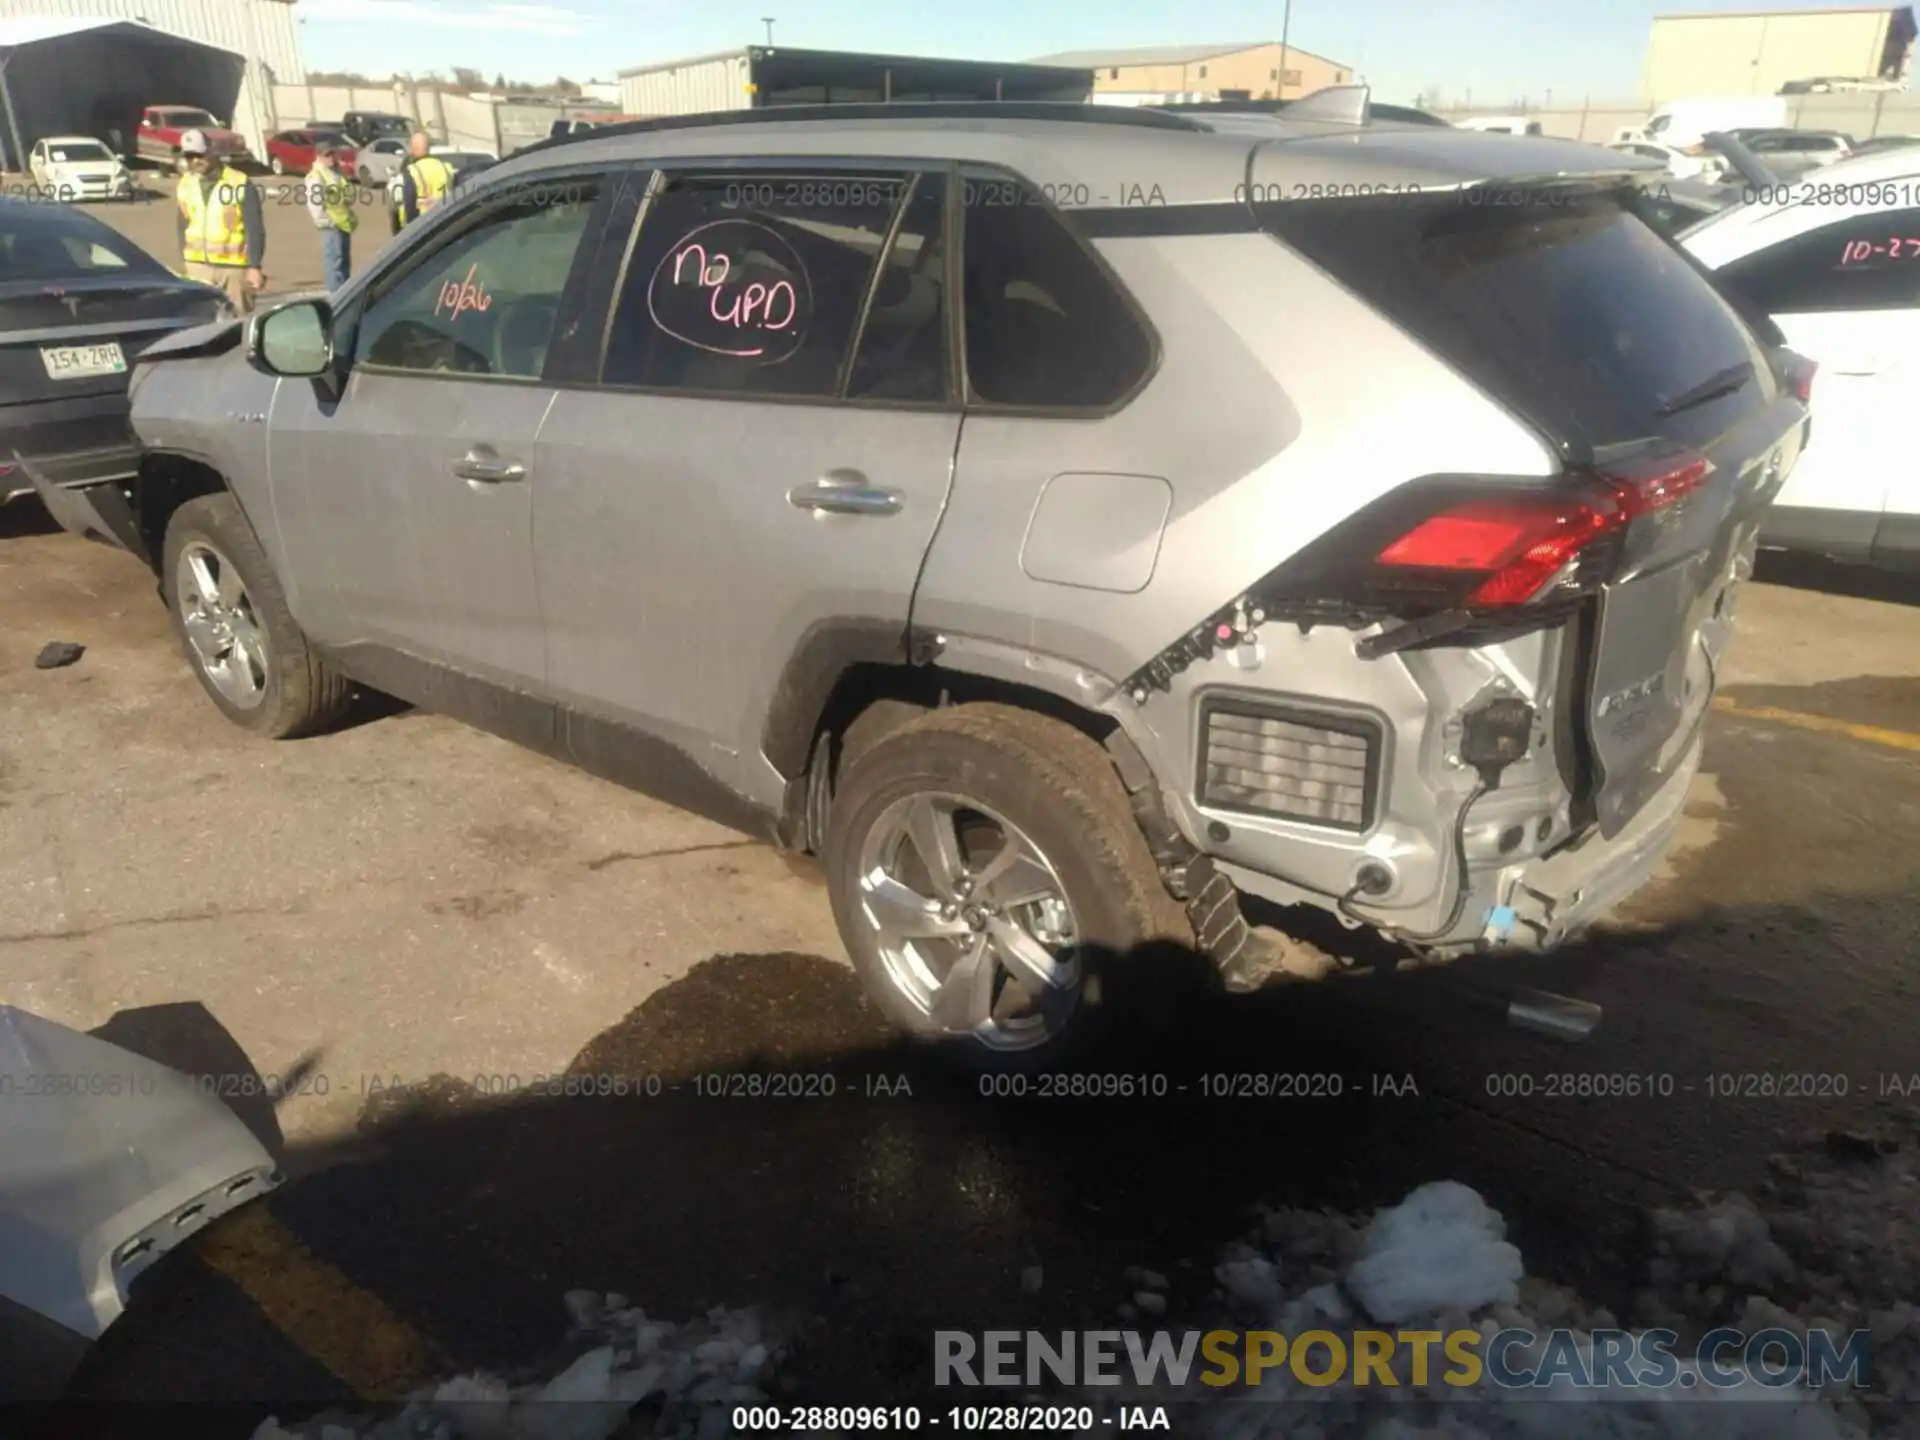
[
  {"x1": 121, "y1": 100, "x2": 1806, "y2": 1070},
  {"x1": 826, "y1": 114, "x2": 1808, "y2": 1061}
]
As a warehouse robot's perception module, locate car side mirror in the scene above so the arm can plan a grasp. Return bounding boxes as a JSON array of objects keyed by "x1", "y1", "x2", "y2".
[{"x1": 248, "y1": 297, "x2": 334, "y2": 378}]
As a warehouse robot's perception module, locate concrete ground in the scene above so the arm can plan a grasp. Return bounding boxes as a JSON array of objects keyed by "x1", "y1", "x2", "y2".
[{"x1": 5, "y1": 493, "x2": 1917, "y2": 1426}]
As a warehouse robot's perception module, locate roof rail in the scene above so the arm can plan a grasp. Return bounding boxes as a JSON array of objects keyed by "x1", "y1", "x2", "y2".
[{"x1": 508, "y1": 99, "x2": 1208, "y2": 161}]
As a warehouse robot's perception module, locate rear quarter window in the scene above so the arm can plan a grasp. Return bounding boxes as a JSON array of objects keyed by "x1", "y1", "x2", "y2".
[{"x1": 1262, "y1": 191, "x2": 1776, "y2": 454}]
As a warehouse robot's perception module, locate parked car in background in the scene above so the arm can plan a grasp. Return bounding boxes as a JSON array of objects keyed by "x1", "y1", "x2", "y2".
[
  {"x1": 115, "y1": 103, "x2": 1807, "y2": 1064},
  {"x1": 1780, "y1": 76, "x2": 1905, "y2": 95},
  {"x1": 264, "y1": 129, "x2": 357, "y2": 177},
  {"x1": 1624, "y1": 96, "x2": 1788, "y2": 150},
  {"x1": 339, "y1": 111, "x2": 413, "y2": 148},
  {"x1": 136, "y1": 106, "x2": 250, "y2": 168},
  {"x1": 353, "y1": 135, "x2": 410, "y2": 185},
  {"x1": 546, "y1": 115, "x2": 645, "y2": 138},
  {"x1": 1607, "y1": 139, "x2": 1728, "y2": 180},
  {"x1": 0, "y1": 198, "x2": 228, "y2": 534},
  {"x1": 1731, "y1": 128, "x2": 1853, "y2": 179},
  {"x1": 1683, "y1": 143, "x2": 1920, "y2": 571},
  {"x1": 1455, "y1": 115, "x2": 1543, "y2": 135},
  {"x1": 27, "y1": 136, "x2": 136, "y2": 201},
  {"x1": 1848, "y1": 134, "x2": 1920, "y2": 156}
]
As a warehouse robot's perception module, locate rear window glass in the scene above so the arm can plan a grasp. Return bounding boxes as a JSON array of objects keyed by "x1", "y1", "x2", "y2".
[
  {"x1": 1262, "y1": 191, "x2": 1775, "y2": 452},
  {"x1": 0, "y1": 213, "x2": 155, "y2": 278}
]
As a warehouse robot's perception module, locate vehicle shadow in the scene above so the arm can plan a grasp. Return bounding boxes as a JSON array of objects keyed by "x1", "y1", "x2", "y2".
[
  {"x1": 38, "y1": 880, "x2": 1918, "y2": 1435},
  {"x1": 1754, "y1": 549, "x2": 1920, "y2": 605},
  {"x1": 0, "y1": 495, "x2": 60, "y2": 540}
]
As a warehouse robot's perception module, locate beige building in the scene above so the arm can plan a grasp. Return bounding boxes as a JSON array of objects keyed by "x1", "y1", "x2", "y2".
[
  {"x1": 1641, "y1": 5, "x2": 1916, "y2": 101},
  {"x1": 1027, "y1": 41, "x2": 1351, "y2": 103}
]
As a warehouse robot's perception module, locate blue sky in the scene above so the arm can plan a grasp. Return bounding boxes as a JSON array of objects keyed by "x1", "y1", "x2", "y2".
[{"x1": 294, "y1": 0, "x2": 1779, "y2": 105}]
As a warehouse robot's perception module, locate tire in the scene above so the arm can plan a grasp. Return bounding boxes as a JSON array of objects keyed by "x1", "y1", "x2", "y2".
[
  {"x1": 269, "y1": 155, "x2": 284, "y2": 175},
  {"x1": 823, "y1": 702, "x2": 1195, "y2": 1070},
  {"x1": 161, "y1": 493, "x2": 352, "y2": 739}
]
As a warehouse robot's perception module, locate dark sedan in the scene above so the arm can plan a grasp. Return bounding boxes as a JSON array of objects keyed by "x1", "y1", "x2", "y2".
[{"x1": 2, "y1": 198, "x2": 230, "y2": 543}]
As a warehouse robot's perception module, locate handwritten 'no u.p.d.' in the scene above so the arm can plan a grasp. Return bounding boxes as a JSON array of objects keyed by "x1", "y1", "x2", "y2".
[{"x1": 645, "y1": 220, "x2": 810, "y2": 360}]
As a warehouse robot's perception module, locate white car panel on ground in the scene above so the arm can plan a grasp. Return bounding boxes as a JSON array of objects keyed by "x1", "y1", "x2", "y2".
[{"x1": 1684, "y1": 145, "x2": 1920, "y2": 568}]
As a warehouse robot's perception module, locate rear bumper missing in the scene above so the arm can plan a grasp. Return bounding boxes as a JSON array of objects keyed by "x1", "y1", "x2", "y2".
[{"x1": 1494, "y1": 726, "x2": 1702, "y2": 949}]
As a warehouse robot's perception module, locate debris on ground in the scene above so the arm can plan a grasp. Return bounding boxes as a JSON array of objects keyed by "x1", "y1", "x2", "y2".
[{"x1": 34, "y1": 641, "x2": 84, "y2": 670}]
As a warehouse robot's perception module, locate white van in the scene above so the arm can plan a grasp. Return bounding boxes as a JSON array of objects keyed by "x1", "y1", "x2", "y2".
[
  {"x1": 1455, "y1": 115, "x2": 1543, "y2": 136},
  {"x1": 1631, "y1": 97, "x2": 1789, "y2": 150}
]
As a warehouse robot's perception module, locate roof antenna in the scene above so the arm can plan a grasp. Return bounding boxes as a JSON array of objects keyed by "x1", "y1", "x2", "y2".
[{"x1": 1284, "y1": 83, "x2": 1371, "y2": 125}]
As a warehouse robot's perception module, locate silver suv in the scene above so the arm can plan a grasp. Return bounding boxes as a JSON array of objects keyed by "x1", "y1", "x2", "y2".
[{"x1": 99, "y1": 98, "x2": 1808, "y2": 1064}]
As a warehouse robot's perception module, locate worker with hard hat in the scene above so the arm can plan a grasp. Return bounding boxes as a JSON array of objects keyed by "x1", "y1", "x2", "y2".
[
  {"x1": 397, "y1": 129, "x2": 453, "y2": 229},
  {"x1": 176, "y1": 129, "x2": 265, "y2": 313}
]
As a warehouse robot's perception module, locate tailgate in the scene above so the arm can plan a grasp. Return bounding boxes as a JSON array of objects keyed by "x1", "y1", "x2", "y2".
[{"x1": 1258, "y1": 177, "x2": 1807, "y2": 838}]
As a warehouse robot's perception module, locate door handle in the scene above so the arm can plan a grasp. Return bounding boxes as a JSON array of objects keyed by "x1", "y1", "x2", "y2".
[
  {"x1": 452, "y1": 445, "x2": 527, "y2": 485},
  {"x1": 787, "y1": 469, "x2": 902, "y2": 517}
]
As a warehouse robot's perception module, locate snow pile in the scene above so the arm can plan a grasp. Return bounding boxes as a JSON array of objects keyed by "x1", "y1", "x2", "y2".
[
  {"x1": 1165, "y1": 1180, "x2": 1869, "y2": 1440},
  {"x1": 1343, "y1": 1180, "x2": 1524, "y2": 1324},
  {"x1": 251, "y1": 1298, "x2": 781, "y2": 1440}
]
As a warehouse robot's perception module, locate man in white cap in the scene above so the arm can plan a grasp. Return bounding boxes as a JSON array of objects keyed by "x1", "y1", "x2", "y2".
[
  {"x1": 176, "y1": 128, "x2": 265, "y2": 313},
  {"x1": 303, "y1": 135, "x2": 357, "y2": 291}
]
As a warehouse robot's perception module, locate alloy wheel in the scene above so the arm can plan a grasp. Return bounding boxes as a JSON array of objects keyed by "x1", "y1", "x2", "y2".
[
  {"x1": 175, "y1": 540, "x2": 269, "y2": 710},
  {"x1": 853, "y1": 792, "x2": 1082, "y2": 1051}
]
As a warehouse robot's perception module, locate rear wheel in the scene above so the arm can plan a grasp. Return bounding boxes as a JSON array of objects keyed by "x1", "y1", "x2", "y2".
[
  {"x1": 162, "y1": 494, "x2": 352, "y2": 738},
  {"x1": 269, "y1": 155, "x2": 285, "y2": 175},
  {"x1": 824, "y1": 703, "x2": 1194, "y2": 1069}
]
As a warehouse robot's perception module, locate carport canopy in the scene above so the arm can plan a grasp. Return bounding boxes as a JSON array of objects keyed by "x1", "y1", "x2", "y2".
[{"x1": 0, "y1": 16, "x2": 246, "y2": 172}]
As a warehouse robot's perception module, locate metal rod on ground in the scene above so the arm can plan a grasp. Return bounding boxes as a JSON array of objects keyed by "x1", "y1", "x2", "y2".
[{"x1": 1441, "y1": 981, "x2": 1603, "y2": 1041}]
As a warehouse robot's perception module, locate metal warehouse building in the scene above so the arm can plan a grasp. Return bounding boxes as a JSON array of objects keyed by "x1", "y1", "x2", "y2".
[
  {"x1": 1641, "y1": 4, "x2": 1916, "y2": 101},
  {"x1": 1028, "y1": 41, "x2": 1353, "y2": 105},
  {"x1": 0, "y1": 0, "x2": 303, "y2": 166},
  {"x1": 618, "y1": 46, "x2": 1092, "y2": 117}
]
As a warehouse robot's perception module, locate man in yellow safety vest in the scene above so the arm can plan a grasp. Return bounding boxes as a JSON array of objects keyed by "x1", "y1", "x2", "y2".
[
  {"x1": 176, "y1": 129, "x2": 265, "y2": 314},
  {"x1": 304, "y1": 136, "x2": 358, "y2": 291},
  {"x1": 398, "y1": 130, "x2": 453, "y2": 230}
]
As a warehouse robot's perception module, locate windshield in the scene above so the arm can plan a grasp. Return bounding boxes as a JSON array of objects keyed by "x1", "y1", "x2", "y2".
[
  {"x1": 46, "y1": 142, "x2": 113, "y2": 162},
  {"x1": 166, "y1": 110, "x2": 219, "y2": 128}
]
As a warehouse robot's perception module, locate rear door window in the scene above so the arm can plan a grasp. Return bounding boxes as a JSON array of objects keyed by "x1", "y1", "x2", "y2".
[
  {"x1": 599, "y1": 167, "x2": 944, "y2": 400},
  {"x1": 1262, "y1": 191, "x2": 1776, "y2": 453},
  {"x1": 1717, "y1": 207, "x2": 1920, "y2": 313}
]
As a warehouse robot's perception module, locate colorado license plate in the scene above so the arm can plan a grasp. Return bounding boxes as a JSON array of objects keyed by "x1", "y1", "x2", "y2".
[{"x1": 40, "y1": 342, "x2": 127, "y2": 380}]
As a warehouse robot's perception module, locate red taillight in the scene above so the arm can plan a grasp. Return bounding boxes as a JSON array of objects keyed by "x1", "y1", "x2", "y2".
[
  {"x1": 1370, "y1": 448, "x2": 1711, "y2": 609},
  {"x1": 1377, "y1": 495, "x2": 1624, "y2": 606},
  {"x1": 1783, "y1": 353, "x2": 1817, "y2": 403}
]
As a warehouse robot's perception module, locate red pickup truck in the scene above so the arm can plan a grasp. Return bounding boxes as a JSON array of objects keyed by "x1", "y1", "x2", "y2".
[{"x1": 137, "y1": 106, "x2": 252, "y2": 167}]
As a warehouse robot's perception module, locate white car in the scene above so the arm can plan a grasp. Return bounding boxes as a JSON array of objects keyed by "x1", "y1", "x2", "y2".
[
  {"x1": 27, "y1": 136, "x2": 135, "y2": 202},
  {"x1": 1682, "y1": 145, "x2": 1920, "y2": 569},
  {"x1": 353, "y1": 135, "x2": 409, "y2": 185},
  {"x1": 1454, "y1": 115, "x2": 1542, "y2": 136},
  {"x1": 1608, "y1": 140, "x2": 1728, "y2": 181}
]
